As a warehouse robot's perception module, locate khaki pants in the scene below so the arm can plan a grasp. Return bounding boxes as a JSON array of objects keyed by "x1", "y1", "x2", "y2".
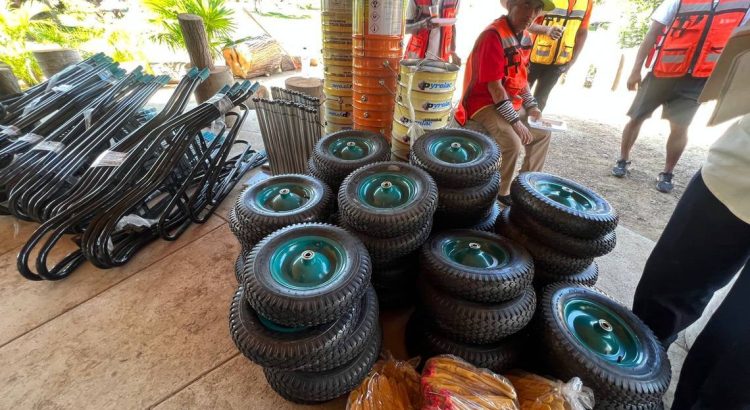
[{"x1": 473, "y1": 106, "x2": 552, "y2": 196}]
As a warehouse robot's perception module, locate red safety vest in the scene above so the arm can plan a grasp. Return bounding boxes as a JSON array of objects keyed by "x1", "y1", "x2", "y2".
[
  {"x1": 651, "y1": 0, "x2": 749, "y2": 78},
  {"x1": 405, "y1": 0, "x2": 459, "y2": 61},
  {"x1": 455, "y1": 16, "x2": 532, "y2": 125}
]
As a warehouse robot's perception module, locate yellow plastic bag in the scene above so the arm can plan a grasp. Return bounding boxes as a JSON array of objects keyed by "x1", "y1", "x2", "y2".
[
  {"x1": 421, "y1": 355, "x2": 520, "y2": 410},
  {"x1": 506, "y1": 371, "x2": 595, "y2": 410},
  {"x1": 347, "y1": 354, "x2": 422, "y2": 410}
]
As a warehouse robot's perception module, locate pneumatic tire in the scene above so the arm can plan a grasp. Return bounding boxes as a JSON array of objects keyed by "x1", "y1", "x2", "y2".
[
  {"x1": 436, "y1": 171, "x2": 500, "y2": 216},
  {"x1": 311, "y1": 130, "x2": 390, "y2": 183},
  {"x1": 345, "y1": 220, "x2": 432, "y2": 268},
  {"x1": 534, "y1": 261, "x2": 600, "y2": 288}
]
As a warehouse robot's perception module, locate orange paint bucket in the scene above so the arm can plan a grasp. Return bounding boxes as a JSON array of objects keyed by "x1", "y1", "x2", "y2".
[
  {"x1": 353, "y1": 90, "x2": 396, "y2": 106},
  {"x1": 355, "y1": 124, "x2": 393, "y2": 139},
  {"x1": 352, "y1": 56, "x2": 401, "y2": 72},
  {"x1": 353, "y1": 75, "x2": 397, "y2": 95},
  {"x1": 352, "y1": 36, "x2": 403, "y2": 58}
]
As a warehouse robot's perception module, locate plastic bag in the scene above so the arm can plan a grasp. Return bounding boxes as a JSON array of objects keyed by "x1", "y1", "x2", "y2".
[
  {"x1": 421, "y1": 355, "x2": 520, "y2": 410},
  {"x1": 506, "y1": 371, "x2": 595, "y2": 410},
  {"x1": 347, "y1": 353, "x2": 422, "y2": 410}
]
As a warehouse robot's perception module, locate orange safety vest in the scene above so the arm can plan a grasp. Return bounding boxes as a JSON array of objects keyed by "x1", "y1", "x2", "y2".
[
  {"x1": 651, "y1": 0, "x2": 750, "y2": 78},
  {"x1": 405, "y1": 0, "x2": 459, "y2": 61},
  {"x1": 455, "y1": 16, "x2": 532, "y2": 125}
]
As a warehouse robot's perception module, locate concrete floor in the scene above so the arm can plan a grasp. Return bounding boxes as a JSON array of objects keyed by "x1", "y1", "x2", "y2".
[{"x1": 0, "y1": 109, "x2": 689, "y2": 409}]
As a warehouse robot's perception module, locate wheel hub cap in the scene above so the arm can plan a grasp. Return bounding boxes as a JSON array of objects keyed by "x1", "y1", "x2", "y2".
[
  {"x1": 428, "y1": 136, "x2": 482, "y2": 164},
  {"x1": 358, "y1": 173, "x2": 415, "y2": 209},
  {"x1": 534, "y1": 181, "x2": 595, "y2": 212},
  {"x1": 329, "y1": 137, "x2": 371, "y2": 161},
  {"x1": 563, "y1": 298, "x2": 643, "y2": 367},
  {"x1": 442, "y1": 237, "x2": 509, "y2": 269},
  {"x1": 270, "y1": 236, "x2": 345, "y2": 289},
  {"x1": 257, "y1": 184, "x2": 312, "y2": 212}
]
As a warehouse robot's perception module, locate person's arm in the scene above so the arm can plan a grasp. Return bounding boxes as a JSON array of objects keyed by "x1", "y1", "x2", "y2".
[
  {"x1": 488, "y1": 81, "x2": 535, "y2": 144},
  {"x1": 406, "y1": 18, "x2": 438, "y2": 34},
  {"x1": 565, "y1": 27, "x2": 588, "y2": 69},
  {"x1": 627, "y1": 20, "x2": 667, "y2": 90},
  {"x1": 529, "y1": 24, "x2": 563, "y2": 39}
]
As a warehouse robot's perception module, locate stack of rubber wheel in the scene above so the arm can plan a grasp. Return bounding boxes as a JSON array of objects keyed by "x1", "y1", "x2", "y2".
[
  {"x1": 230, "y1": 223, "x2": 381, "y2": 403},
  {"x1": 410, "y1": 129, "x2": 502, "y2": 232},
  {"x1": 538, "y1": 283, "x2": 671, "y2": 408},
  {"x1": 406, "y1": 229, "x2": 536, "y2": 373},
  {"x1": 496, "y1": 172, "x2": 618, "y2": 288},
  {"x1": 228, "y1": 174, "x2": 333, "y2": 282},
  {"x1": 308, "y1": 130, "x2": 391, "y2": 194},
  {"x1": 338, "y1": 161, "x2": 438, "y2": 309}
]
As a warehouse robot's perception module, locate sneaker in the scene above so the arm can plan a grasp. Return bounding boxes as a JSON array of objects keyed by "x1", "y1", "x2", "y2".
[
  {"x1": 611, "y1": 159, "x2": 631, "y2": 178},
  {"x1": 497, "y1": 195, "x2": 513, "y2": 207},
  {"x1": 656, "y1": 172, "x2": 674, "y2": 193}
]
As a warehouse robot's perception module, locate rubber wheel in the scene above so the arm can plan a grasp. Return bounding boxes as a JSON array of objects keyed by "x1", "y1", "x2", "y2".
[
  {"x1": 234, "y1": 250, "x2": 248, "y2": 283},
  {"x1": 308, "y1": 158, "x2": 340, "y2": 193},
  {"x1": 233, "y1": 174, "x2": 333, "y2": 249},
  {"x1": 436, "y1": 171, "x2": 500, "y2": 216},
  {"x1": 496, "y1": 207, "x2": 594, "y2": 276},
  {"x1": 468, "y1": 201, "x2": 501, "y2": 232},
  {"x1": 338, "y1": 161, "x2": 438, "y2": 238},
  {"x1": 511, "y1": 172, "x2": 618, "y2": 239},
  {"x1": 344, "y1": 220, "x2": 432, "y2": 268},
  {"x1": 406, "y1": 311, "x2": 523, "y2": 373},
  {"x1": 372, "y1": 260, "x2": 418, "y2": 309},
  {"x1": 535, "y1": 261, "x2": 599, "y2": 288},
  {"x1": 311, "y1": 130, "x2": 390, "y2": 184},
  {"x1": 596, "y1": 400, "x2": 665, "y2": 410},
  {"x1": 410, "y1": 128, "x2": 500, "y2": 189},
  {"x1": 420, "y1": 279, "x2": 536, "y2": 344},
  {"x1": 229, "y1": 286, "x2": 374, "y2": 371},
  {"x1": 420, "y1": 229, "x2": 534, "y2": 303},
  {"x1": 263, "y1": 328, "x2": 382, "y2": 403},
  {"x1": 243, "y1": 223, "x2": 371, "y2": 327},
  {"x1": 510, "y1": 207, "x2": 617, "y2": 258},
  {"x1": 539, "y1": 283, "x2": 671, "y2": 405}
]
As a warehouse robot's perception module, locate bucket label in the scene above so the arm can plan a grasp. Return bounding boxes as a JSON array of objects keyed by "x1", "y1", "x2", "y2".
[
  {"x1": 398, "y1": 117, "x2": 443, "y2": 127},
  {"x1": 327, "y1": 82, "x2": 353, "y2": 90},
  {"x1": 326, "y1": 110, "x2": 351, "y2": 118},
  {"x1": 418, "y1": 81, "x2": 454, "y2": 92},
  {"x1": 363, "y1": 0, "x2": 404, "y2": 36},
  {"x1": 421, "y1": 101, "x2": 452, "y2": 111}
]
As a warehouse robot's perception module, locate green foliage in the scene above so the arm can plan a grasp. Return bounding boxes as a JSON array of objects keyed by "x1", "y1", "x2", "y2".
[
  {"x1": 618, "y1": 0, "x2": 661, "y2": 48},
  {"x1": 257, "y1": 10, "x2": 310, "y2": 19},
  {"x1": 144, "y1": 0, "x2": 236, "y2": 57}
]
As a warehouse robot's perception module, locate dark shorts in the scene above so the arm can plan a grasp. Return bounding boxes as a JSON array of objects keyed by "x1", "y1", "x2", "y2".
[{"x1": 627, "y1": 73, "x2": 707, "y2": 127}]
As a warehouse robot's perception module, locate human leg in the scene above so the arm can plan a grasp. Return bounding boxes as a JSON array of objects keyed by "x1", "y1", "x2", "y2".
[
  {"x1": 521, "y1": 128, "x2": 552, "y2": 172},
  {"x1": 473, "y1": 107, "x2": 522, "y2": 196},
  {"x1": 531, "y1": 65, "x2": 564, "y2": 111},
  {"x1": 632, "y1": 172, "x2": 750, "y2": 347},
  {"x1": 671, "y1": 262, "x2": 750, "y2": 409}
]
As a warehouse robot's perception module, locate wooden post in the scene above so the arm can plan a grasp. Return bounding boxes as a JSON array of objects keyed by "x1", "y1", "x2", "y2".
[
  {"x1": 0, "y1": 68, "x2": 21, "y2": 96},
  {"x1": 285, "y1": 76, "x2": 324, "y2": 133},
  {"x1": 178, "y1": 13, "x2": 234, "y2": 103},
  {"x1": 612, "y1": 54, "x2": 626, "y2": 92}
]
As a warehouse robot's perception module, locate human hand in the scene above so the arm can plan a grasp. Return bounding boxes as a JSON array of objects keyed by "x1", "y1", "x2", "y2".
[
  {"x1": 450, "y1": 52, "x2": 462, "y2": 66},
  {"x1": 513, "y1": 121, "x2": 534, "y2": 145},
  {"x1": 528, "y1": 107, "x2": 542, "y2": 122},
  {"x1": 422, "y1": 18, "x2": 439, "y2": 31},
  {"x1": 627, "y1": 71, "x2": 642, "y2": 91},
  {"x1": 547, "y1": 26, "x2": 564, "y2": 40}
]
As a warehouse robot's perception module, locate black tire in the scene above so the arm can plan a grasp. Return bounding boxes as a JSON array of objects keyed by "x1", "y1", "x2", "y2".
[
  {"x1": 539, "y1": 283, "x2": 671, "y2": 405},
  {"x1": 534, "y1": 261, "x2": 599, "y2": 288},
  {"x1": 338, "y1": 162, "x2": 438, "y2": 238},
  {"x1": 229, "y1": 286, "x2": 372, "y2": 371},
  {"x1": 311, "y1": 130, "x2": 391, "y2": 182},
  {"x1": 510, "y1": 207, "x2": 617, "y2": 258},
  {"x1": 243, "y1": 223, "x2": 371, "y2": 327},
  {"x1": 469, "y1": 201, "x2": 500, "y2": 232},
  {"x1": 511, "y1": 172, "x2": 618, "y2": 239},
  {"x1": 434, "y1": 201, "x2": 499, "y2": 232},
  {"x1": 344, "y1": 220, "x2": 432, "y2": 268},
  {"x1": 420, "y1": 229, "x2": 534, "y2": 303},
  {"x1": 410, "y1": 128, "x2": 500, "y2": 189},
  {"x1": 420, "y1": 279, "x2": 536, "y2": 344},
  {"x1": 436, "y1": 171, "x2": 500, "y2": 216},
  {"x1": 496, "y1": 207, "x2": 594, "y2": 276},
  {"x1": 263, "y1": 328, "x2": 382, "y2": 403},
  {"x1": 234, "y1": 250, "x2": 247, "y2": 283},
  {"x1": 406, "y1": 311, "x2": 523, "y2": 373},
  {"x1": 372, "y1": 260, "x2": 419, "y2": 309},
  {"x1": 308, "y1": 158, "x2": 340, "y2": 192},
  {"x1": 597, "y1": 400, "x2": 664, "y2": 410},
  {"x1": 233, "y1": 174, "x2": 333, "y2": 249}
]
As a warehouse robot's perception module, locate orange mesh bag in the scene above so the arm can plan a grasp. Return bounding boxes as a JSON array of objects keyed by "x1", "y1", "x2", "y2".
[
  {"x1": 347, "y1": 354, "x2": 422, "y2": 410},
  {"x1": 506, "y1": 371, "x2": 595, "y2": 410}
]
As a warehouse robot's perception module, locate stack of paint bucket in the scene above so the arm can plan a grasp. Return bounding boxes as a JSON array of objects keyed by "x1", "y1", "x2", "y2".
[
  {"x1": 391, "y1": 59, "x2": 459, "y2": 161},
  {"x1": 352, "y1": 0, "x2": 406, "y2": 141},
  {"x1": 322, "y1": 0, "x2": 354, "y2": 133}
]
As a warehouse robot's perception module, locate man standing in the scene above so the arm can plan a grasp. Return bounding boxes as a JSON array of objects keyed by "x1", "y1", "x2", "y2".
[
  {"x1": 455, "y1": 0, "x2": 555, "y2": 205},
  {"x1": 612, "y1": 0, "x2": 750, "y2": 193},
  {"x1": 405, "y1": 0, "x2": 462, "y2": 65},
  {"x1": 527, "y1": 0, "x2": 594, "y2": 111}
]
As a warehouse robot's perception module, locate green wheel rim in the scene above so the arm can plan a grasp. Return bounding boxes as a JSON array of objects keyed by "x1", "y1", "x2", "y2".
[
  {"x1": 563, "y1": 298, "x2": 644, "y2": 367},
  {"x1": 258, "y1": 316, "x2": 308, "y2": 333},
  {"x1": 269, "y1": 235, "x2": 346, "y2": 290},
  {"x1": 441, "y1": 237, "x2": 509, "y2": 269},
  {"x1": 533, "y1": 180, "x2": 596, "y2": 212},
  {"x1": 427, "y1": 135, "x2": 483, "y2": 164},
  {"x1": 328, "y1": 137, "x2": 373, "y2": 161},
  {"x1": 357, "y1": 173, "x2": 416, "y2": 209},
  {"x1": 255, "y1": 183, "x2": 315, "y2": 213}
]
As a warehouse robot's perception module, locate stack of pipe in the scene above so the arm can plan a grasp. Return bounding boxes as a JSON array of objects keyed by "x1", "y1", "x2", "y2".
[
  {"x1": 321, "y1": 0, "x2": 354, "y2": 133},
  {"x1": 351, "y1": 0, "x2": 406, "y2": 141},
  {"x1": 391, "y1": 59, "x2": 459, "y2": 161},
  {"x1": 254, "y1": 97, "x2": 321, "y2": 175}
]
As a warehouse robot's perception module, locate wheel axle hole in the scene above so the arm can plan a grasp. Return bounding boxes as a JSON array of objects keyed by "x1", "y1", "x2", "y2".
[
  {"x1": 279, "y1": 188, "x2": 290, "y2": 195},
  {"x1": 469, "y1": 242, "x2": 481, "y2": 250},
  {"x1": 598, "y1": 319, "x2": 613, "y2": 332},
  {"x1": 380, "y1": 181, "x2": 393, "y2": 189},
  {"x1": 301, "y1": 250, "x2": 315, "y2": 260}
]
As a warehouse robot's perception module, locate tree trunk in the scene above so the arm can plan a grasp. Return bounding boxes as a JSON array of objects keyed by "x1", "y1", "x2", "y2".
[
  {"x1": 33, "y1": 49, "x2": 81, "y2": 78},
  {"x1": 284, "y1": 76, "x2": 324, "y2": 100},
  {"x1": 0, "y1": 68, "x2": 21, "y2": 96},
  {"x1": 612, "y1": 54, "x2": 625, "y2": 92},
  {"x1": 178, "y1": 13, "x2": 214, "y2": 71}
]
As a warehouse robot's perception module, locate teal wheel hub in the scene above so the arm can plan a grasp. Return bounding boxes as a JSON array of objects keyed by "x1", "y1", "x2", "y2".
[
  {"x1": 256, "y1": 184, "x2": 314, "y2": 212},
  {"x1": 358, "y1": 173, "x2": 416, "y2": 209},
  {"x1": 329, "y1": 138, "x2": 372, "y2": 160},
  {"x1": 534, "y1": 180, "x2": 596, "y2": 212},
  {"x1": 258, "y1": 316, "x2": 308, "y2": 333},
  {"x1": 428, "y1": 136, "x2": 483, "y2": 164},
  {"x1": 441, "y1": 237, "x2": 509, "y2": 269},
  {"x1": 564, "y1": 298, "x2": 644, "y2": 367},
  {"x1": 269, "y1": 236, "x2": 345, "y2": 289}
]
